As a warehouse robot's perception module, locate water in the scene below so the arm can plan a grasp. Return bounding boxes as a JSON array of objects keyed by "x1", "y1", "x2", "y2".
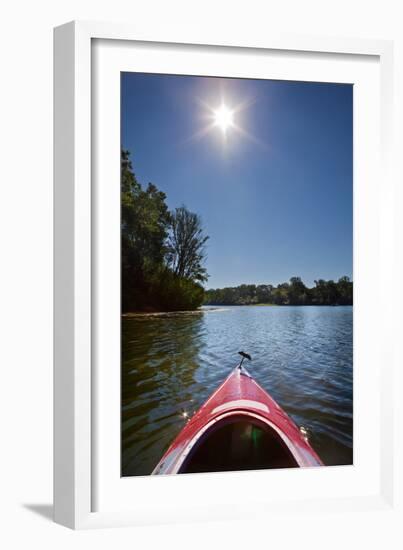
[{"x1": 122, "y1": 305, "x2": 353, "y2": 476}]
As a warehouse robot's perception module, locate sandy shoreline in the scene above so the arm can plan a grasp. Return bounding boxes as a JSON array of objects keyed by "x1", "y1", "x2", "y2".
[{"x1": 122, "y1": 306, "x2": 223, "y2": 317}]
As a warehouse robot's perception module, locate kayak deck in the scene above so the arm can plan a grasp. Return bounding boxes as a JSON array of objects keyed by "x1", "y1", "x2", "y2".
[{"x1": 153, "y1": 364, "x2": 323, "y2": 474}]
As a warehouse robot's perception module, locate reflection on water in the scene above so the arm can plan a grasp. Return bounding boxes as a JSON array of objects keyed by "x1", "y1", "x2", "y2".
[{"x1": 122, "y1": 306, "x2": 353, "y2": 476}]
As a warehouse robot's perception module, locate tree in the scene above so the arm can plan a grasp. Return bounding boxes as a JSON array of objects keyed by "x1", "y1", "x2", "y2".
[
  {"x1": 337, "y1": 276, "x2": 353, "y2": 305},
  {"x1": 167, "y1": 206, "x2": 209, "y2": 283},
  {"x1": 272, "y1": 282, "x2": 290, "y2": 305},
  {"x1": 122, "y1": 150, "x2": 170, "y2": 271},
  {"x1": 288, "y1": 276, "x2": 308, "y2": 305},
  {"x1": 313, "y1": 279, "x2": 327, "y2": 305},
  {"x1": 121, "y1": 150, "x2": 208, "y2": 312},
  {"x1": 256, "y1": 284, "x2": 273, "y2": 303}
]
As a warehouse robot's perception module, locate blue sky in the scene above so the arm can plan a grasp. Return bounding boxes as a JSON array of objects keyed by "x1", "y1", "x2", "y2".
[{"x1": 121, "y1": 73, "x2": 352, "y2": 289}]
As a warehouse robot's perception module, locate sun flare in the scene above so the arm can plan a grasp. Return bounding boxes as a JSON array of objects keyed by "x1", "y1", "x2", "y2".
[
  {"x1": 213, "y1": 104, "x2": 234, "y2": 134},
  {"x1": 190, "y1": 95, "x2": 262, "y2": 148}
]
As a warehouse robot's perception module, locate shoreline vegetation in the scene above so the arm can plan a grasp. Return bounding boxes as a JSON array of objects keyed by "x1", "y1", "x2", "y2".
[
  {"x1": 122, "y1": 150, "x2": 209, "y2": 313},
  {"x1": 204, "y1": 277, "x2": 353, "y2": 307},
  {"x1": 122, "y1": 149, "x2": 352, "y2": 313}
]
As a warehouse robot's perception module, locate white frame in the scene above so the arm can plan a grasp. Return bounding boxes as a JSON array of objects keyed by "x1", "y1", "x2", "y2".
[{"x1": 54, "y1": 21, "x2": 396, "y2": 530}]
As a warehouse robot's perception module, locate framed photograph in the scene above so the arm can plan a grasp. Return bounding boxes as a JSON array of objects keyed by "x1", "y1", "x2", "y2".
[{"x1": 54, "y1": 21, "x2": 397, "y2": 529}]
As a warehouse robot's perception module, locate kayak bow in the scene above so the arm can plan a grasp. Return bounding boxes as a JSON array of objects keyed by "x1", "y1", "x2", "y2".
[{"x1": 152, "y1": 357, "x2": 323, "y2": 474}]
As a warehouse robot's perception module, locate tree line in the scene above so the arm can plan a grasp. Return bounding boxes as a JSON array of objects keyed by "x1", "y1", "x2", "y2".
[
  {"x1": 204, "y1": 276, "x2": 353, "y2": 306},
  {"x1": 122, "y1": 150, "x2": 209, "y2": 312}
]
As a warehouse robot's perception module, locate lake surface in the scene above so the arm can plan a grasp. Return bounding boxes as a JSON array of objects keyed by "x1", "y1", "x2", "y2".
[{"x1": 122, "y1": 305, "x2": 353, "y2": 476}]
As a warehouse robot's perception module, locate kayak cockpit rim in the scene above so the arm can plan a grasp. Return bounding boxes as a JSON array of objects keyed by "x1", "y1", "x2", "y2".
[{"x1": 153, "y1": 410, "x2": 311, "y2": 475}]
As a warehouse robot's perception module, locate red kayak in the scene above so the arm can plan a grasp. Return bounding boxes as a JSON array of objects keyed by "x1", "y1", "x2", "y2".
[{"x1": 152, "y1": 353, "x2": 323, "y2": 474}]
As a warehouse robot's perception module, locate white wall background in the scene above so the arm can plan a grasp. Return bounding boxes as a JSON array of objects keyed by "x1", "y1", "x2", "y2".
[{"x1": 0, "y1": 0, "x2": 401, "y2": 548}]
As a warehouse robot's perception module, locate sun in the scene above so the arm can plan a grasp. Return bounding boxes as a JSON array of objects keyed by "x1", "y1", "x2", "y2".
[
  {"x1": 213, "y1": 104, "x2": 234, "y2": 134},
  {"x1": 191, "y1": 95, "x2": 261, "y2": 148}
]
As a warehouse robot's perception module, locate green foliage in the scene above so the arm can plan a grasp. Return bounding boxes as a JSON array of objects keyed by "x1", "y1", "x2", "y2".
[
  {"x1": 121, "y1": 150, "x2": 209, "y2": 312},
  {"x1": 204, "y1": 276, "x2": 353, "y2": 306},
  {"x1": 152, "y1": 268, "x2": 205, "y2": 311}
]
